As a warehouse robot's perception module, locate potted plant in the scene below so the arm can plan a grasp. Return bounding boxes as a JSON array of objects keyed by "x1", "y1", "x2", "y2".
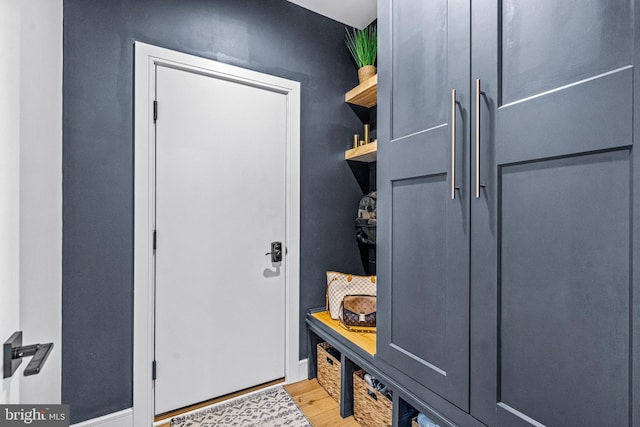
[{"x1": 345, "y1": 23, "x2": 377, "y2": 84}]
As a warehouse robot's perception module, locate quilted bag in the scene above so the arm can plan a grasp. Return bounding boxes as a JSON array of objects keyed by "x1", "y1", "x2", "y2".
[
  {"x1": 326, "y1": 271, "x2": 376, "y2": 319},
  {"x1": 340, "y1": 294, "x2": 376, "y2": 327}
]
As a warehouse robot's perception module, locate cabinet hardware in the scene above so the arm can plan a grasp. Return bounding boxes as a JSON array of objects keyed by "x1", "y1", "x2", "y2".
[
  {"x1": 451, "y1": 89, "x2": 458, "y2": 199},
  {"x1": 475, "y1": 79, "x2": 481, "y2": 198}
]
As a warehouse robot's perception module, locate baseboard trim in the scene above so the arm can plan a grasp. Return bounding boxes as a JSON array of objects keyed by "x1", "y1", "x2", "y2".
[
  {"x1": 71, "y1": 408, "x2": 133, "y2": 427},
  {"x1": 294, "y1": 358, "x2": 308, "y2": 383}
]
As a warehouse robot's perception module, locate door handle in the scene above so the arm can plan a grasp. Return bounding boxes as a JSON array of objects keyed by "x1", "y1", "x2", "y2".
[
  {"x1": 265, "y1": 241, "x2": 283, "y2": 263},
  {"x1": 3, "y1": 331, "x2": 54, "y2": 378},
  {"x1": 451, "y1": 89, "x2": 459, "y2": 199},
  {"x1": 475, "y1": 79, "x2": 485, "y2": 198}
]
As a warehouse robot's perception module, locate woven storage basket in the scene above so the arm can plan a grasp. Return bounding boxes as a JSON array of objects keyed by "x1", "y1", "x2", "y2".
[
  {"x1": 317, "y1": 342, "x2": 341, "y2": 402},
  {"x1": 353, "y1": 370, "x2": 392, "y2": 427}
]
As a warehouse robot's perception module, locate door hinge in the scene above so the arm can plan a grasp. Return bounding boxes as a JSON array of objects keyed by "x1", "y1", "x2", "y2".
[
  {"x1": 153, "y1": 230, "x2": 157, "y2": 251},
  {"x1": 153, "y1": 100, "x2": 158, "y2": 122},
  {"x1": 152, "y1": 360, "x2": 157, "y2": 381}
]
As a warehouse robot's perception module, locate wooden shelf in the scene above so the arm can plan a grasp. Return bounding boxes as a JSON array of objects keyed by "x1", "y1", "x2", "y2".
[
  {"x1": 345, "y1": 74, "x2": 377, "y2": 108},
  {"x1": 345, "y1": 141, "x2": 377, "y2": 163}
]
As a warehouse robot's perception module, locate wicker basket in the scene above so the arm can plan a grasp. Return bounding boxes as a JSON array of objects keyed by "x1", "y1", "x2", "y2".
[
  {"x1": 353, "y1": 370, "x2": 393, "y2": 427},
  {"x1": 317, "y1": 342, "x2": 341, "y2": 402}
]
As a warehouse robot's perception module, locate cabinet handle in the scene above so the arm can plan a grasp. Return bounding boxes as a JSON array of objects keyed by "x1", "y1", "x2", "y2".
[
  {"x1": 475, "y1": 79, "x2": 481, "y2": 199},
  {"x1": 451, "y1": 89, "x2": 457, "y2": 200}
]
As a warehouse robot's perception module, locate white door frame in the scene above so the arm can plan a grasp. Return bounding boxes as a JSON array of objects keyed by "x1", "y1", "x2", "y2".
[{"x1": 133, "y1": 42, "x2": 301, "y2": 426}]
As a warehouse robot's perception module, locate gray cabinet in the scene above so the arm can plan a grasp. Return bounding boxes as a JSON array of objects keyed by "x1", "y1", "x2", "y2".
[
  {"x1": 378, "y1": 1, "x2": 640, "y2": 426},
  {"x1": 377, "y1": 0, "x2": 471, "y2": 412}
]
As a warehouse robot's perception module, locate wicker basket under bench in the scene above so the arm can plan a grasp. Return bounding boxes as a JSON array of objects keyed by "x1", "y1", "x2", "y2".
[
  {"x1": 353, "y1": 370, "x2": 393, "y2": 427},
  {"x1": 317, "y1": 342, "x2": 341, "y2": 402},
  {"x1": 306, "y1": 309, "x2": 454, "y2": 427}
]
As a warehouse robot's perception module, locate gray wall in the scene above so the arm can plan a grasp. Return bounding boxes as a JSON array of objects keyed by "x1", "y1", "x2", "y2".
[{"x1": 63, "y1": 0, "x2": 366, "y2": 423}]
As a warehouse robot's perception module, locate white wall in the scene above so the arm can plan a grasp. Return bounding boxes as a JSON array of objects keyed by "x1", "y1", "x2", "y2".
[
  {"x1": 18, "y1": 0, "x2": 63, "y2": 404},
  {"x1": 0, "y1": 0, "x2": 23, "y2": 404}
]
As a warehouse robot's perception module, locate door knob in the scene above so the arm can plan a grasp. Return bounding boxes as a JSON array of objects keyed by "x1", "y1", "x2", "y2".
[
  {"x1": 265, "y1": 241, "x2": 283, "y2": 263},
  {"x1": 3, "y1": 331, "x2": 54, "y2": 378}
]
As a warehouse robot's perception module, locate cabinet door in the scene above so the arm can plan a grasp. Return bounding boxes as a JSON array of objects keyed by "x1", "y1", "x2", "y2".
[
  {"x1": 377, "y1": 0, "x2": 470, "y2": 410},
  {"x1": 471, "y1": 1, "x2": 637, "y2": 426}
]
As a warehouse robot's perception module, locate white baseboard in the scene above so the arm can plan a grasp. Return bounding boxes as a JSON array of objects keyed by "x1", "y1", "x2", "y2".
[
  {"x1": 293, "y1": 358, "x2": 308, "y2": 383},
  {"x1": 71, "y1": 408, "x2": 133, "y2": 427}
]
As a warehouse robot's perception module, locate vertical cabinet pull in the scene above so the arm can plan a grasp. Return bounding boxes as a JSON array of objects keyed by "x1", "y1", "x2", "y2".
[
  {"x1": 475, "y1": 79, "x2": 481, "y2": 199},
  {"x1": 451, "y1": 89, "x2": 457, "y2": 200}
]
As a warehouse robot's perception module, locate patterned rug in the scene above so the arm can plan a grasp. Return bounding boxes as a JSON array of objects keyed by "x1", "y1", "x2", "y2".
[{"x1": 170, "y1": 386, "x2": 312, "y2": 427}]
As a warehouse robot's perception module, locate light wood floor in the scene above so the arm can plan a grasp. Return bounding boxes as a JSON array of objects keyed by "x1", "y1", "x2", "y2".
[{"x1": 285, "y1": 379, "x2": 361, "y2": 426}]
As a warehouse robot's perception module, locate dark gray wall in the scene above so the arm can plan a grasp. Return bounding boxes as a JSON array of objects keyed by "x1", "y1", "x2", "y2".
[{"x1": 63, "y1": 0, "x2": 365, "y2": 422}]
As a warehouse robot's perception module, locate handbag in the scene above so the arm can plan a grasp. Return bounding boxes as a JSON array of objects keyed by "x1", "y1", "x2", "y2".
[
  {"x1": 326, "y1": 271, "x2": 376, "y2": 319},
  {"x1": 340, "y1": 294, "x2": 376, "y2": 328}
]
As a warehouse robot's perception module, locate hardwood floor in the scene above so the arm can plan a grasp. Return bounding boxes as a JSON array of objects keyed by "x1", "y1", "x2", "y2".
[{"x1": 285, "y1": 379, "x2": 361, "y2": 426}]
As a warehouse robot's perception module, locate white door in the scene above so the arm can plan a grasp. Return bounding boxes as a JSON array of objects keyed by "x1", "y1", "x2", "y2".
[
  {"x1": 0, "y1": 0, "x2": 21, "y2": 403},
  {"x1": 154, "y1": 64, "x2": 287, "y2": 414},
  {"x1": 1, "y1": 0, "x2": 62, "y2": 406}
]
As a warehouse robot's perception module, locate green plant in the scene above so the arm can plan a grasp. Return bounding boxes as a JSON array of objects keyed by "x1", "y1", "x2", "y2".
[{"x1": 345, "y1": 23, "x2": 377, "y2": 68}]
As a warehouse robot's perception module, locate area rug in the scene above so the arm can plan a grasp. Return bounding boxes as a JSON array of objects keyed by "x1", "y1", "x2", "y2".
[{"x1": 170, "y1": 386, "x2": 312, "y2": 427}]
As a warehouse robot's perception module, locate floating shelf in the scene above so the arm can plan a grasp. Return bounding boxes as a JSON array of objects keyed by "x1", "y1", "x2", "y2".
[
  {"x1": 345, "y1": 141, "x2": 377, "y2": 163},
  {"x1": 345, "y1": 74, "x2": 378, "y2": 108}
]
